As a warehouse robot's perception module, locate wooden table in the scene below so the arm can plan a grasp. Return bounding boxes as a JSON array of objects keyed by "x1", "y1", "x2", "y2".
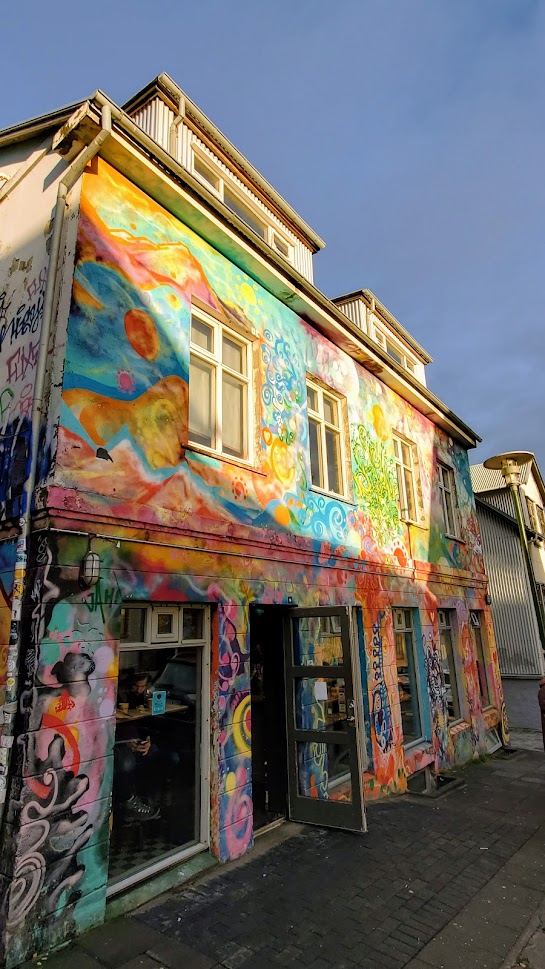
[{"x1": 115, "y1": 702, "x2": 189, "y2": 723}]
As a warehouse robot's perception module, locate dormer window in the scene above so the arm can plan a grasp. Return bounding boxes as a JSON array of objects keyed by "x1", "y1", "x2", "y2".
[
  {"x1": 193, "y1": 153, "x2": 221, "y2": 193},
  {"x1": 224, "y1": 186, "x2": 266, "y2": 240},
  {"x1": 191, "y1": 147, "x2": 294, "y2": 264},
  {"x1": 373, "y1": 325, "x2": 417, "y2": 376}
]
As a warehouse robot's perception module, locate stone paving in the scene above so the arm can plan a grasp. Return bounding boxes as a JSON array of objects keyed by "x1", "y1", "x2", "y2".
[{"x1": 26, "y1": 749, "x2": 545, "y2": 969}]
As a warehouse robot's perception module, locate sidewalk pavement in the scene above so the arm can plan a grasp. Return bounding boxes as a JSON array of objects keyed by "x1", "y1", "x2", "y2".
[{"x1": 24, "y1": 749, "x2": 545, "y2": 969}]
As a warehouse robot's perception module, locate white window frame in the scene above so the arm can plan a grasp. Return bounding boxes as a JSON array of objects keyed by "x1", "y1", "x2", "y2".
[
  {"x1": 191, "y1": 146, "x2": 294, "y2": 264},
  {"x1": 438, "y1": 609, "x2": 462, "y2": 725},
  {"x1": 151, "y1": 605, "x2": 179, "y2": 643},
  {"x1": 438, "y1": 463, "x2": 460, "y2": 539},
  {"x1": 189, "y1": 308, "x2": 252, "y2": 463},
  {"x1": 109, "y1": 603, "x2": 211, "y2": 898},
  {"x1": 373, "y1": 324, "x2": 417, "y2": 375},
  {"x1": 392, "y1": 434, "x2": 418, "y2": 523},
  {"x1": 306, "y1": 378, "x2": 347, "y2": 498},
  {"x1": 393, "y1": 607, "x2": 424, "y2": 748}
]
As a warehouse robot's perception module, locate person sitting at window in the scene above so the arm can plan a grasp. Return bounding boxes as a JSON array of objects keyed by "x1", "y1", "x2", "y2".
[{"x1": 115, "y1": 672, "x2": 161, "y2": 821}]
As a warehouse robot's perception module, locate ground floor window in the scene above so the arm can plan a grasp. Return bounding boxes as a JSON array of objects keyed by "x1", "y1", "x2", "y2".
[
  {"x1": 109, "y1": 604, "x2": 209, "y2": 888},
  {"x1": 469, "y1": 610, "x2": 490, "y2": 706},
  {"x1": 394, "y1": 608, "x2": 423, "y2": 745},
  {"x1": 438, "y1": 610, "x2": 461, "y2": 722}
]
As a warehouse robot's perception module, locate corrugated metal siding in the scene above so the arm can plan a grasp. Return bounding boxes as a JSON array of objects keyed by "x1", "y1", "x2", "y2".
[
  {"x1": 477, "y1": 502, "x2": 543, "y2": 675},
  {"x1": 478, "y1": 489, "x2": 516, "y2": 519},
  {"x1": 471, "y1": 462, "x2": 531, "y2": 494},
  {"x1": 132, "y1": 99, "x2": 174, "y2": 152},
  {"x1": 335, "y1": 297, "x2": 366, "y2": 332}
]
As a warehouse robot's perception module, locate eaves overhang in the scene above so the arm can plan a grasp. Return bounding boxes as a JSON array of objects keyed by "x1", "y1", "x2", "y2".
[
  {"x1": 123, "y1": 73, "x2": 326, "y2": 255},
  {"x1": 0, "y1": 102, "x2": 83, "y2": 147},
  {"x1": 2, "y1": 90, "x2": 480, "y2": 451},
  {"x1": 332, "y1": 288, "x2": 433, "y2": 364}
]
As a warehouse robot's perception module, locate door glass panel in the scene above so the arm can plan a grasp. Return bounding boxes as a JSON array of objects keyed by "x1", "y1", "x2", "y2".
[
  {"x1": 297, "y1": 741, "x2": 352, "y2": 802},
  {"x1": 395, "y1": 625, "x2": 423, "y2": 744},
  {"x1": 295, "y1": 677, "x2": 347, "y2": 730},
  {"x1": 293, "y1": 615, "x2": 343, "y2": 666}
]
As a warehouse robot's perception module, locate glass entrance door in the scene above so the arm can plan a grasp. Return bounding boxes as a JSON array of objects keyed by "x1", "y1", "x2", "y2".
[{"x1": 284, "y1": 608, "x2": 365, "y2": 831}]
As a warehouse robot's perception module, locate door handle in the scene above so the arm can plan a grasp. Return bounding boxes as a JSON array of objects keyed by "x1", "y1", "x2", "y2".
[{"x1": 346, "y1": 715, "x2": 356, "y2": 724}]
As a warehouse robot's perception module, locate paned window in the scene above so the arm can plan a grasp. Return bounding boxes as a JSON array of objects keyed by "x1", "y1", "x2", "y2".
[
  {"x1": 306, "y1": 380, "x2": 346, "y2": 496},
  {"x1": 469, "y1": 611, "x2": 491, "y2": 707},
  {"x1": 189, "y1": 312, "x2": 251, "y2": 460},
  {"x1": 394, "y1": 608, "x2": 423, "y2": 745},
  {"x1": 191, "y1": 148, "x2": 294, "y2": 264},
  {"x1": 527, "y1": 498, "x2": 539, "y2": 534},
  {"x1": 438, "y1": 463, "x2": 459, "y2": 538},
  {"x1": 438, "y1": 610, "x2": 461, "y2": 722},
  {"x1": 393, "y1": 435, "x2": 418, "y2": 522}
]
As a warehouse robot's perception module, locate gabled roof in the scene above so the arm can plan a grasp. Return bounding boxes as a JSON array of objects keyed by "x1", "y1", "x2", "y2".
[
  {"x1": 123, "y1": 73, "x2": 325, "y2": 254},
  {"x1": 332, "y1": 288, "x2": 432, "y2": 364},
  {"x1": 0, "y1": 76, "x2": 481, "y2": 449},
  {"x1": 471, "y1": 456, "x2": 545, "y2": 504}
]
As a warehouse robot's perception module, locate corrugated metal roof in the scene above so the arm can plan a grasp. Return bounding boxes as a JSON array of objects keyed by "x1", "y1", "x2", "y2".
[{"x1": 470, "y1": 462, "x2": 531, "y2": 494}]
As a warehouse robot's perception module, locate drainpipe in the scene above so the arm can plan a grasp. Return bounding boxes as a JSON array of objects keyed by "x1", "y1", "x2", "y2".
[
  {"x1": 0, "y1": 104, "x2": 112, "y2": 820},
  {"x1": 169, "y1": 94, "x2": 186, "y2": 162}
]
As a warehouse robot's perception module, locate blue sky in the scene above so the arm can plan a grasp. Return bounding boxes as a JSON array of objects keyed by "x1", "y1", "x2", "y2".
[{"x1": 2, "y1": 0, "x2": 544, "y2": 469}]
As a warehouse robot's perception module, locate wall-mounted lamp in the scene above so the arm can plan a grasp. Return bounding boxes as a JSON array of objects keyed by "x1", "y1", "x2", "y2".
[
  {"x1": 80, "y1": 537, "x2": 100, "y2": 588},
  {"x1": 485, "y1": 593, "x2": 492, "y2": 606}
]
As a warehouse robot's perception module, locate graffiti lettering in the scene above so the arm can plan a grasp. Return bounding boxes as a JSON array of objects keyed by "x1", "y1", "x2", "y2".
[
  {"x1": 371, "y1": 612, "x2": 393, "y2": 753},
  {"x1": 6, "y1": 340, "x2": 39, "y2": 383}
]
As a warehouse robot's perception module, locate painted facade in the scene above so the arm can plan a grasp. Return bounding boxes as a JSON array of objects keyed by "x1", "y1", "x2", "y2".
[{"x1": 0, "y1": 82, "x2": 504, "y2": 966}]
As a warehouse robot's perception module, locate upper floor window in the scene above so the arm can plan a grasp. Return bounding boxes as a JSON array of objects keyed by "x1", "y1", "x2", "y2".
[
  {"x1": 393, "y1": 434, "x2": 418, "y2": 523},
  {"x1": 306, "y1": 379, "x2": 346, "y2": 497},
  {"x1": 191, "y1": 147, "x2": 294, "y2": 264},
  {"x1": 374, "y1": 326, "x2": 417, "y2": 376},
  {"x1": 189, "y1": 312, "x2": 251, "y2": 460},
  {"x1": 438, "y1": 463, "x2": 459, "y2": 538},
  {"x1": 527, "y1": 497, "x2": 545, "y2": 536}
]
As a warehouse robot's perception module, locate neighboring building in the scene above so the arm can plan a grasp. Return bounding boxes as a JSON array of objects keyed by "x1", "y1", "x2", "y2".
[
  {"x1": 471, "y1": 458, "x2": 545, "y2": 729},
  {"x1": 0, "y1": 73, "x2": 504, "y2": 965}
]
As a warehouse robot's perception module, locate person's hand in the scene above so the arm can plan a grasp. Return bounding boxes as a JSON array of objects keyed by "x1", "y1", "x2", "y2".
[
  {"x1": 139, "y1": 737, "x2": 151, "y2": 757},
  {"x1": 127, "y1": 739, "x2": 141, "y2": 753}
]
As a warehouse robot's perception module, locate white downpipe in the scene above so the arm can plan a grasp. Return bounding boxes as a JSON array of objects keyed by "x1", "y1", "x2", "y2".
[{"x1": 0, "y1": 105, "x2": 112, "y2": 821}]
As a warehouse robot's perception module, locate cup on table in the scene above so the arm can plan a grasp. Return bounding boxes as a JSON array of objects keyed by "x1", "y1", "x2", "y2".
[
  {"x1": 118, "y1": 702, "x2": 129, "y2": 715},
  {"x1": 147, "y1": 696, "x2": 154, "y2": 712}
]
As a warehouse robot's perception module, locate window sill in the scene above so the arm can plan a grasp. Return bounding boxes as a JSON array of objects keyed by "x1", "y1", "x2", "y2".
[
  {"x1": 444, "y1": 533, "x2": 466, "y2": 545},
  {"x1": 309, "y1": 486, "x2": 356, "y2": 506},
  {"x1": 185, "y1": 444, "x2": 267, "y2": 477},
  {"x1": 403, "y1": 737, "x2": 430, "y2": 753},
  {"x1": 448, "y1": 719, "x2": 469, "y2": 733}
]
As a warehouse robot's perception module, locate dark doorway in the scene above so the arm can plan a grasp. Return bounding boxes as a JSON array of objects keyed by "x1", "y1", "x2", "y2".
[{"x1": 250, "y1": 605, "x2": 288, "y2": 830}]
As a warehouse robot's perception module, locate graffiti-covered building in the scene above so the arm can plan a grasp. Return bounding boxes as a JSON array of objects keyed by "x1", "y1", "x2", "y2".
[{"x1": 0, "y1": 74, "x2": 505, "y2": 964}]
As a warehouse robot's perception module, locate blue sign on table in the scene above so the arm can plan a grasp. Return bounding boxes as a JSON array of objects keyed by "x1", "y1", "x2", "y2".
[{"x1": 151, "y1": 691, "x2": 167, "y2": 715}]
